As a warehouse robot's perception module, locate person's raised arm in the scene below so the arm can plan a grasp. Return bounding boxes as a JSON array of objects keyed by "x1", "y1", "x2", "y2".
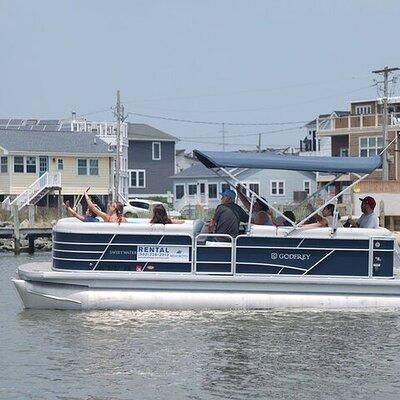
[
  {"x1": 64, "y1": 201, "x2": 85, "y2": 222},
  {"x1": 84, "y1": 188, "x2": 110, "y2": 221}
]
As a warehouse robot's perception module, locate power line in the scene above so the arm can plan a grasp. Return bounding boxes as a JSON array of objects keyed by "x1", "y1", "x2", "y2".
[
  {"x1": 122, "y1": 73, "x2": 372, "y2": 105},
  {"x1": 127, "y1": 111, "x2": 307, "y2": 126}
]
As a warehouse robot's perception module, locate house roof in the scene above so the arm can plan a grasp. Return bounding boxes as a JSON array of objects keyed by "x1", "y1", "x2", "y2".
[
  {"x1": 0, "y1": 128, "x2": 112, "y2": 155},
  {"x1": 127, "y1": 123, "x2": 178, "y2": 142},
  {"x1": 333, "y1": 111, "x2": 350, "y2": 117},
  {"x1": 172, "y1": 163, "x2": 222, "y2": 179}
]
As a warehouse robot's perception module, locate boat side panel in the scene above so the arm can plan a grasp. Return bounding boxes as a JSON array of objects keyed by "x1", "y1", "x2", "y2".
[
  {"x1": 235, "y1": 236, "x2": 387, "y2": 277},
  {"x1": 53, "y1": 232, "x2": 193, "y2": 273}
]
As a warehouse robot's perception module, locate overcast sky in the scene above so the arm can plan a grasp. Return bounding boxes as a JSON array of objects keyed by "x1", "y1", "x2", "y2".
[{"x1": 0, "y1": 0, "x2": 399, "y2": 151}]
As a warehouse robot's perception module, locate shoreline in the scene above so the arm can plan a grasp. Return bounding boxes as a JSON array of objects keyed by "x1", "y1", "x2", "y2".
[{"x1": 0, "y1": 237, "x2": 52, "y2": 252}]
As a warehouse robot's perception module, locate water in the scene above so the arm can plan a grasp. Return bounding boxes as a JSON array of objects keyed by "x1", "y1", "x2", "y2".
[{"x1": 2, "y1": 254, "x2": 400, "y2": 399}]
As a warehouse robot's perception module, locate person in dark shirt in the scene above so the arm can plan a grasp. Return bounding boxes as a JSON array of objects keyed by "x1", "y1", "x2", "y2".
[
  {"x1": 209, "y1": 189, "x2": 248, "y2": 239},
  {"x1": 64, "y1": 200, "x2": 99, "y2": 222}
]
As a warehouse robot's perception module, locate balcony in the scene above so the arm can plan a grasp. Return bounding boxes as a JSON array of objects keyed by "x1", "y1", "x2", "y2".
[{"x1": 318, "y1": 113, "x2": 400, "y2": 135}]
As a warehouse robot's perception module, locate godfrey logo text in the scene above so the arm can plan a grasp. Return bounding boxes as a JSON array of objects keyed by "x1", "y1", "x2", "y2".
[{"x1": 270, "y1": 252, "x2": 311, "y2": 261}]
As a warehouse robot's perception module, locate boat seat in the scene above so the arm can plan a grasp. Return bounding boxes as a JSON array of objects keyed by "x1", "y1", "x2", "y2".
[
  {"x1": 205, "y1": 241, "x2": 232, "y2": 247},
  {"x1": 193, "y1": 219, "x2": 205, "y2": 236},
  {"x1": 250, "y1": 224, "x2": 393, "y2": 239}
]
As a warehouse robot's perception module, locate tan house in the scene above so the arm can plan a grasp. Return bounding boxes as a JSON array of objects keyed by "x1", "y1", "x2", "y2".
[
  {"x1": 0, "y1": 128, "x2": 114, "y2": 209},
  {"x1": 316, "y1": 97, "x2": 400, "y2": 225}
]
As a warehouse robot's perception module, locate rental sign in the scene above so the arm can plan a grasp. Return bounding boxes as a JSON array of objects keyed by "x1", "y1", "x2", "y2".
[{"x1": 136, "y1": 245, "x2": 190, "y2": 262}]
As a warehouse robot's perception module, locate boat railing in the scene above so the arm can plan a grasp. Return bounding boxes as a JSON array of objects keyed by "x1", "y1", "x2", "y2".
[
  {"x1": 190, "y1": 232, "x2": 396, "y2": 278},
  {"x1": 194, "y1": 234, "x2": 234, "y2": 275}
]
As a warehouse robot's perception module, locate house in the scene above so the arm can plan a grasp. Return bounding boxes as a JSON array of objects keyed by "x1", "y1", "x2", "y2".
[
  {"x1": 0, "y1": 128, "x2": 113, "y2": 207},
  {"x1": 313, "y1": 97, "x2": 400, "y2": 225},
  {"x1": 171, "y1": 152, "x2": 317, "y2": 212},
  {"x1": 127, "y1": 123, "x2": 178, "y2": 198},
  {"x1": 70, "y1": 117, "x2": 129, "y2": 199},
  {"x1": 0, "y1": 117, "x2": 130, "y2": 199}
]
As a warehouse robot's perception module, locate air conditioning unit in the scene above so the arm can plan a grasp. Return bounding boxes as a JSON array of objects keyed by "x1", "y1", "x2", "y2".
[{"x1": 293, "y1": 191, "x2": 307, "y2": 203}]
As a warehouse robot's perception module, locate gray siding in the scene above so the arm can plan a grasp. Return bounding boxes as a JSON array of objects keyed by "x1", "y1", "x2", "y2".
[
  {"x1": 172, "y1": 169, "x2": 317, "y2": 210},
  {"x1": 128, "y1": 140, "x2": 175, "y2": 195}
]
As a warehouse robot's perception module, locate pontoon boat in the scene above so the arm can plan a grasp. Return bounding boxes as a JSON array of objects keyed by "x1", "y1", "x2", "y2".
[{"x1": 13, "y1": 149, "x2": 400, "y2": 310}]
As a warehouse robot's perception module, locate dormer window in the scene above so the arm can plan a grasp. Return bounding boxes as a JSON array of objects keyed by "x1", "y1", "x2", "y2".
[{"x1": 355, "y1": 105, "x2": 372, "y2": 115}]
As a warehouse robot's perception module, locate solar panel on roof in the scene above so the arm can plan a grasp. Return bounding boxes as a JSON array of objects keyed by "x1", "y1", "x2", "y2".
[
  {"x1": 44, "y1": 125, "x2": 59, "y2": 131},
  {"x1": 38, "y1": 119, "x2": 60, "y2": 125}
]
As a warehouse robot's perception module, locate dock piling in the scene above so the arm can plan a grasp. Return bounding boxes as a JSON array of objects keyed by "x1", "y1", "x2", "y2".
[{"x1": 12, "y1": 204, "x2": 20, "y2": 255}]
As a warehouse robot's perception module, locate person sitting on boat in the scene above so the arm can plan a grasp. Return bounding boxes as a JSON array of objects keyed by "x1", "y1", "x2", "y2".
[
  {"x1": 235, "y1": 185, "x2": 273, "y2": 225},
  {"x1": 150, "y1": 204, "x2": 184, "y2": 224},
  {"x1": 302, "y1": 204, "x2": 342, "y2": 228},
  {"x1": 274, "y1": 210, "x2": 296, "y2": 227},
  {"x1": 208, "y1": 189, "x2": 248, "y2": 239},
  {"x1": 63, "y1": 200, "x2": 99, "y2": 222},
  {"x1": 346, "y1": 196, "x2": 379, "y2": 229},
  {"x1": 84, "y1": 189, "x2": 127, "y2": 224}
]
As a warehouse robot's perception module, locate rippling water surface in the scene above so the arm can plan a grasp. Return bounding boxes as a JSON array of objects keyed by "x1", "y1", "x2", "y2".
[{"x1": 2, "y1": 253, "x2": 400, "y2": 399}]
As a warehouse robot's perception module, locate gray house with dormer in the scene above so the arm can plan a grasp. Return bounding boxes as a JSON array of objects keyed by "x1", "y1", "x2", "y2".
[
  {"x1": 127, "y1": 123, "x2": 178, "y2": 198},
  {"x1": 171, "y1": 157, "x2": 317, "y2": 212}
]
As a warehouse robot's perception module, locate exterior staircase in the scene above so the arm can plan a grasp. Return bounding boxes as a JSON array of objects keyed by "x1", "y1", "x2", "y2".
[{"x1": 2, "y1": 172, "x2": 62, "y2": 212}]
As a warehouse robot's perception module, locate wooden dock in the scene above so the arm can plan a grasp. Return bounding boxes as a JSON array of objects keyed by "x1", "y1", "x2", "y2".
[{"x1": 0, "y1": 227, "x2": 52, "y2": 254}]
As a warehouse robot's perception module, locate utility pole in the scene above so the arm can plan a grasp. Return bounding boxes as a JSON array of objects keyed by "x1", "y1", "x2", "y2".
[
  {"x1": 372, "y1": 66, "x2": 400, "y2": 180},
  {"x1": 113, "y1": 90, "x2": 123, "y2": 201},
  {"x1": 220, "y1": 122, "x2": 226, "y2": 151},
  {"x1": 257, "y1": 133, "x2": 262, "y2": 152}
]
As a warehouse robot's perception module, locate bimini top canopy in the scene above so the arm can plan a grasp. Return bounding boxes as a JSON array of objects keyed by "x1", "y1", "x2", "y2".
[{"x1": 193, "y1": 150, "x2": 382, "y2": 174}]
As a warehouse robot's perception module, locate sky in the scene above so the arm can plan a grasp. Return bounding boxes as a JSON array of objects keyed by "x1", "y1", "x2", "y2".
[{"x1": 0, "y1": 0, "x2": 399, "y2": 151}]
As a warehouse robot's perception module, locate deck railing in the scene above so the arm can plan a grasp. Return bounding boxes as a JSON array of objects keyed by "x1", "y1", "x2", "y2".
[
  {"x1": 10, "y1": 172, "x2": 62, "y2": 211},
  {"x1": 318, "y1": 113, "x2": 400, "y2": 132}
]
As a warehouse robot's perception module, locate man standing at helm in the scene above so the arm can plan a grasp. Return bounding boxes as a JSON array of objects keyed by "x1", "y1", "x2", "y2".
[{"x1": 347, "y1": 196, "x2": 379, "y2": 229}]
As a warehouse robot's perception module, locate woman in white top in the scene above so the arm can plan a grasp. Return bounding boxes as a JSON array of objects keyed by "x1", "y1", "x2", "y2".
[{"x1": 302, "y1": 204, "x2": 342, "y2": 228}]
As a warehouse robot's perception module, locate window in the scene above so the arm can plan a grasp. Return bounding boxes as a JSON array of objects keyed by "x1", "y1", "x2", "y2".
[
  {"x1": 340, "y1": 148, "x2": 349, "y2": 157},
  {"x1": 359, "y1": 136, "x2": 383, "y2": 157},
  {"x1": 57, "y1": 159, "x2": 64, "y2": 171},
  {"x1": 188, "y1": 184, "x2": 197, "y2": 195},
  {"x1": 78, "y1": 158, "x2": 99, "y2": 175},
  {"x1": 26, "y1": 157, "x2": 36, "y2": 173},
  {"x1": 89, "y1": 159, "x2": 99, "y2": 175},
  {"x1": 152, "y1": 142, "x2": 161, "y2": 160},
  {"x1": 221, "y1": 183, "x2": 230, "y2": 193},
  {"x1": 237, "y1": 182, "x2": 260, "y2": 196},
  {"x1": 208, "y1": 183, "x2": 218, "y2": 199},
  {"x1": 355, "y1": 105, "x2": 372, "y2": 115},
  {"x1": 248, "y1": 183, "x2": 260, "y2": 195},
  {"x1": 1, "y1": 156, "x2": 7, "y2": 173},
  {"x1": 130, "y1": 170, "x2": 145, "y2": 188},
  {"x1": 175, "y1": 185, "x2": 185, "y2": 200},
  {"x1": 303, "y1": 180, "x2": 311, "y2": 195},
  {"x1": 77, "y1": 159, "x2": 87, "y2": 175},
  {"x1": 270, "y1": 180, "x2": 285, "y2": 196},
  {"x1": 14, "y1": 156, "x2": 24, "y2": 173}
]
